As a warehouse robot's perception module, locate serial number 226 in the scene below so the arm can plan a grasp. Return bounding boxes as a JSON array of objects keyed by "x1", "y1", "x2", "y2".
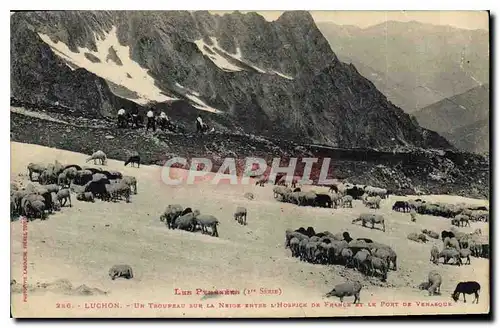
[{"x1": 56, "y1": 302, "x2": 73, "y2": 309}]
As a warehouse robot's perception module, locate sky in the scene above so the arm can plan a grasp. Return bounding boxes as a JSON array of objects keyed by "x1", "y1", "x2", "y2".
[{"x1": 209, "y1": 10, "x2": 489, "y2": 31}]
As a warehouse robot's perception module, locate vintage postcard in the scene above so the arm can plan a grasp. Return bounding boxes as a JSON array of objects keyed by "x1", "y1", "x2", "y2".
[{"x1": 10, "y1": 10, "x2": 490, "y2": 318}]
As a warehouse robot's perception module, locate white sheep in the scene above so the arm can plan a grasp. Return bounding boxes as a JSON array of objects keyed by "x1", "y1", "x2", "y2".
[{"x1": 86, "y1": 150, "x2": 107, "y2": 165}]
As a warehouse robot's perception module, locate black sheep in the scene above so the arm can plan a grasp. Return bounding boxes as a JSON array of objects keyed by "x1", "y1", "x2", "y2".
[
  {"x1": 124, "y1": 155, "x2": 141, "y2": 168},
  {"x1": 451, "y1": 281, "x2": 480, "y2": 303}
]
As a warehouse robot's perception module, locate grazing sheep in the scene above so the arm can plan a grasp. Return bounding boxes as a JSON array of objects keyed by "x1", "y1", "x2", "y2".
[
  {"x1": 371, "y1": 246, "x2": 398, "y2": 271},
  {"x1": 121, "y1": 176, "x2": 138, "y2": 194},
  {"x1": 76, "y1": 192, "x2": 95, "y2": 203},
  {"x1": 422, "y1": 229, "x2": 439, "y2": 239},
  {"x1": 106, "y1": 182, "x2": 131, "y2": 203},
  {"x1": 419, "y1": 271, "x2": 442, "y2": 296},
  {"x1": 452, "y1": 281, "x2": 480, "y2": 303},
  {"x1": 193, "y1": 212, "x2": 220, "y2": 237},
  {"x1": 39, "y1": 169, "x2": 58, "y2": 185},
  {"x1": 62, "y1": 167, "x2": 78, "y2": 181},
  {"x1": 161, "y1": 204, "x2": 184, "y2": 229},
  {"x1": 57, "y1": 172, "x2": 70, "y2": 187},
  {"x1": 124, "y1": 155, "x2": 140, "y2": 168},
  {"x1": 298, "y1": 238, "x2": 310, "y2": 261},
  {"x1": 341, "y1": 195, "x2": 353, "y2": 208},
  {"x1": 315, "y1": 193, "x2": 333, "y2": 208},
  {"x1": 438, "y1": 248, "x2": 462, "y2": 266},
  {"x1": 23, "y1": 199, "x2": 46, "y2": 220},
  {"x1": 73, "y1": 169, "x2": 93, "y2": 185},
  {"x1": 341, "y1": 248, "x2": 354, "y2": 267},
  {"x1": 444, "y1": 237, "x2": 460, "y2": 251},
  {"x1": 459, "y1": 248, "x2": 472, "y2": 265},
  {"x1": 56, "y1": 188, "x2": 72, "y2": 207},
  {"x1": 180, "y1": 208, "x2": 192, "y2": 216},
  {"x1": 325, "y1": 281, "x2": 362, "y2": 303},
  {"x1": 352, "y1": 213, "x2": 386, "y2": 232},
  {"x1": 50, "y1": 192, "x2": 61, "y2": 210},
  {"x1": 356, "y1": 238, "x2": 373, "y2": 243},
  {"x1": 234, "y1": 206, "x2": 247, "y2": 225},
  {"x1": 27, "y1": 163, "x2": 47, "y2": 181},
  {"x1": 108, "y1": 264, "x2": 134, "y2": 280},
  {"x1": 364, "y1": 196, "x2": 381, "y2": 209},
  {"x1": 392, "y1": 201, "x2": 410, "y2": 213},
  {"x1": 430, "y1": 245, "x2": 440, "y2": 264},
  {"x1": 285, "y1": 230, "x2": 309, "y2": 248},
  {"x1": 86, "y1": 150, "x2": 107, "y2": 165},
  {"x1": 369, "y1": 256, "x2": 388, "y2": 281},
  {"x1": 173, "y1": 212, "x2": 197, "y2": 232},
  {"x1": 289, "y1": 237, "x2": 300, "y2": 258},
  {"x1": 353, "y1": 249, "x2": 372, "y2": 274}
]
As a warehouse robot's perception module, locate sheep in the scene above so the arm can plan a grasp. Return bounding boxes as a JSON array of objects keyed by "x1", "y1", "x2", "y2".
[
  {"x1": 108, "y1": 264, "x2": 134, "y2": 280},
  {"x1": 364, "y1": 196, "x2": 381, "y2": 209},
  {"x1": 86, "y1": 150, "x2": 107, "y2": 165},
  {"x1": 430, "y1": 245, "x2": 440, "y2": 264},
  {"x1": 23, "y1": 199, "x2": 46, "y2": 220},
  {"x1": 341, "y1": 248, "x2": 354, "y2": 267},
  {"x1": 353, "y1": 249, "x2": 372, "y2": 274},
  {"x1": 438, "y1": 248, "x2": 462, "y2": 266},
  {"x1": 419, "y1": 271, "x2": 442, "y2": 296},
  {"x1": 39, "y1": 169, "x2": 58, "y2": 185},
  {"x1": 124, "y1": 155, "x2": 140, "y2": 168},
  {"x1": 325, "y1": 281, "x2": 362, "y2": 304},
  {"x1": 74, "y1": 170, "x2": 93, "y2": 185},
  {"x1": 234, "y1": 206, "x2": 247, "y2": 225},
  {"x1": 304, "y1": 241, "x2": 320, "y2": 263},
  {"x1": 421, "y1": 229, "x2": 439, "y2": 239},
  {"x1": 298, "y1": 238, "x2": 310, "y2": 261},
  {"x1": 444, "y1": 237, "x2": 460, "y2": 251},
  {"x1": 328, "y1": 185, "x2": 338, "y2": 193},
  {"x1": 451, "y1": 281, "x2": 480, "y2": 303},
  {"x1": 76, "y1": 192, "x2": 95, "y2": 203},
  {"x1": 160, "y1": 204, "x2": 184, "y2": 229},
  {"x1": 121, "y1": 176, "x2": 138, "y2": 194},
  {"x1": 106, "y1": 182, "x2": 131, "y2": 203},
  {"x1": 356, "y1": 238, "x2": 373, "y2": 243},
  {"x1": 342, "y1": 232, "x2": 353, "y2": 243},
  {"x1": 27, "y1": 163, "x2": 47, "y2": 181},
  {"x1": 352, "y1": 213, "x2": 386, "y2": 232},
  {"x1": 193, "y1": 212, "x2": 219, "y2": 237},
  {"x1": 173, "y1": 212, "x2": 197, "y2": 232},
  {"x1": 273, "y1": 186, "x2": 290, "y2": 199},
  {"x1": 50, "y1": 192, "x2": 62, "y2": 210},
  {"x1": 57, "y1": 172, "x2": 70, "y2": 187},
  {"x1": 341, "y1": 195, "x2": 353, "y2": 208},
  {"x1": 459, "y1": 248, "x2": 472, "y2": 265},
  {"x1": 370, "y1": 246, "x2": 398, "y2": 271},
  {"x1": 457, "y1": 215, "x2": 471, "y2": 227},
  {"x1": 314, "y1": 193, "x2": 333, "y2": 208},
  {"x1": 289, "y1": 237, "x2": 300, "y2": 258},
  {"x1": 368, "y1": 256, "x2": 388, "y2": 281},
  {"x1": 180, "y1": 208, "x2": 192, "y2": 216},
  {"x1": 56, "y1": 188, "x2": 72, "y2": 207},
  {"x1": 392, "y1": 201, "x2": 410, "y2": 213}
]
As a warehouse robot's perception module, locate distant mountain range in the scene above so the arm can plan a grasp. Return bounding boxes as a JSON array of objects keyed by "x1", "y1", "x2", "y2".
[
  {"x1": 317, "y1": 20, "x2": 489, "y2": 113},
  {"x1": 413, "y1": 84, "x2": 489, "y2": 154},
  {"x1": 10, "y1": 11, "x2": 452, "y2": 150}
]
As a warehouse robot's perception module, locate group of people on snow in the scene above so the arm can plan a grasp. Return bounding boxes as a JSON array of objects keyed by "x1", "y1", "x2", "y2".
[{"x1": 117, "y1": 107, "x2": 212, "y2": 134}]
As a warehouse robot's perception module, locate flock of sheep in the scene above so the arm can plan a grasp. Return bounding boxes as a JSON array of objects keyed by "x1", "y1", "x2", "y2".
[
  {"x1": 285, "y1": 227, "x2": 396, "y2": 282},
  {"x1": 10, "y1": 149, "x2": 488, "y2": 305},
  {"x1": 10, "y1": 151, "x2": 138, "y2": 221}
]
